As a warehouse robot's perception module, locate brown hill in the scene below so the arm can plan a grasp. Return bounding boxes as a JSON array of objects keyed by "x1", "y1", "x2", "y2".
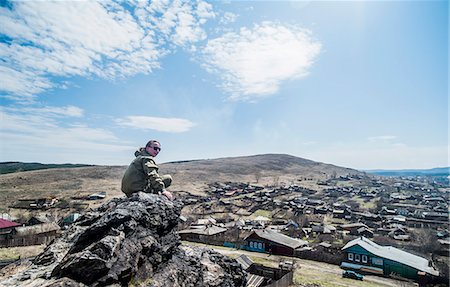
[{"x1": 0, "y1": 154, "x2": 365, "y2": 213}]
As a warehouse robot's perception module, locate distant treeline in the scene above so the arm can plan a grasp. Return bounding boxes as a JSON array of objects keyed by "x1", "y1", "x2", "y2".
[
  {"x1": 0, "y1": 162, "x2": 92, "y2": 174},
  {"x1": 366, "y1": 167, "x2": 449, "y2": 177}
]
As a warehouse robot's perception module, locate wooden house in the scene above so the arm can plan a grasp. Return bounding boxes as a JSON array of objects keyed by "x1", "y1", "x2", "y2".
[
  {"x1": 341, "y1": 237, "x2": 439, "y2": 281},
  {"x1": 243, "y1": 229, "x2": 308, "y2": 256},
  {"x1": 178, "y1": 226, "x2": 228, "y2": 245}
]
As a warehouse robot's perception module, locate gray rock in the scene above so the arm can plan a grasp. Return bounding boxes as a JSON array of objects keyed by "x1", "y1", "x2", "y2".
[{"x1": 0, "y1": 193, "x2": 246, "y2": 287}]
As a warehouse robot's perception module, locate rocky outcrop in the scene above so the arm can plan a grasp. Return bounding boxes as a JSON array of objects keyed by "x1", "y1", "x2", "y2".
[{"x1": 0, "y1": 193, "x2": 246, "y2": 287}]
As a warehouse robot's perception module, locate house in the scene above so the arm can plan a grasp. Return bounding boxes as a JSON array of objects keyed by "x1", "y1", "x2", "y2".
[
  {"x1": 14, "y1": 222, "x2": 60, "y2": 244},
  {"x1": 354, "y1": 227, "x2": 374, "y2": 238},
  {"x1": 388, "y1": 227, "x2": 410, "y2": 241},
  {"x1": 359, "y1": 212, "x2": 381, "y2": 222},
  {"x1": 341, "y1": 237, "x2": 439, "y2": 281},
  {"x1": 61, "y1": 213, "x2": 82, "y2": 227},
  {"x1": 380, "y1": 206, "x2": 396, "y2": 216},
  {"x1": 437, "y1": 238, "x2": 450, "y2": 256},
  {"x1": 178, "y1": 226, "x2": 228, "y2": 245},
  {"x1": 341, "y1": 222, "x2": 369, "y2": 234},
  {"x1": 27, "y1": 215, "x2": 53, "y2": 226},
  {"x1": 421, "y1": 212, "x2": 448, "y2": 221},
  {"x1": 436, "y1": 229, "x2": 449, "y2": 239},
  {"x1": 341, "y1": 222, "x2": 367, "y2": 229},
  {"x1": 0, "y1": 218, "x2": 21, "y2": 240},
  {"x1": 0, "y1": 218, "x2": 21, "y2": 230},
  {"x1": 243, "y1": 229, "x2": 308, "y2": 256},
  {"x1": 332, "y1": 208, "x2": 351, "y2": 219},
  {"x1": 311, "y1": 224, "x2": 336, "y2": 235},
  {"x1": 306, "y1": 199, "x2": 323, "y2": 206},
  {"x1": 313, "y1": 206, "x2": 329, "y2": 214},
  {"x1": 253, "y1": 216, "x2": 271, "y2": 226},
  {"x1": 1, "y1": 222, "x2": 60, "y2": 247},
  {"x1": 191, "y1": 217, "x2": 217, "y2": 228}
]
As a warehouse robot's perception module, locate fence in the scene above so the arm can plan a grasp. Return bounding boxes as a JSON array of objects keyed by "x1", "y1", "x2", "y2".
[
  {"x1": 0, "y1": 233, "x2": 57, "y2": 247},
  {"x1": 265, "y1": 271, "x2": 293, "y2": 287}
]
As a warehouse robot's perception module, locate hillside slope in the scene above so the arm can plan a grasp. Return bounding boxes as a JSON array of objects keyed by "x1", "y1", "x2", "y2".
[
  {"x1": 0, "y1": 154, "x2": 365, "y2": 211},
  {"x1": 0, "y1": 162, "x2": 92, "y2": 174}
]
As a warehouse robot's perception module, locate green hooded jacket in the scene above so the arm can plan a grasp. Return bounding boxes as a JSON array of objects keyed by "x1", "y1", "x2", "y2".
[{"x1": 121, "y1": 148, "x2": 167, "y2": 197}]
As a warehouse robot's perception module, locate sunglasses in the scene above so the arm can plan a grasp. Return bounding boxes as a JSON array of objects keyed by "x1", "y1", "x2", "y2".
[{"x1": 152, "y1": 146, "x2": 161, "y2": 152}]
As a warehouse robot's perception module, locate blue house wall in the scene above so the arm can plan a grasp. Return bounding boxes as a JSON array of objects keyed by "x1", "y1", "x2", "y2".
[
  {"x1": 343, "y1": 245, "x2": 421, "y2": 280},
  {"x1": 243, "y1": 239, "x2": 266, "y2": 252}
]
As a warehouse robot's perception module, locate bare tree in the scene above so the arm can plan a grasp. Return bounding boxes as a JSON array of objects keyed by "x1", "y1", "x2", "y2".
[
  {"x1": 272, "y1": 176, "x2": 279, "y2": 186},
  {"x1": 254, "y1": 171, "x2": 262, "y2": 184},
  {"x1": 412, "y1": 229, "x2": 440, "y2": 254}
]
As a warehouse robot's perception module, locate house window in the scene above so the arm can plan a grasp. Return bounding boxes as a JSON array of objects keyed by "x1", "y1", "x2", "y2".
[
  {"x1": 362, "y1": 255, "x2": 368, "y2": 263},
  {"x1": 250, "y1": 242, "x2": 254, "y2": 248},
  {"x1": 258, "y1": 242, "x2": 263, "y2": 249},
  {"x1": 355, "y1": 254, "x2": 360, "y2": 262},
  {"x1": 372, "y1": 257, "x2": 383, "y2": 266},
  {"x1": 348, "y1": 253, "x2": 354, "y2": 261}
]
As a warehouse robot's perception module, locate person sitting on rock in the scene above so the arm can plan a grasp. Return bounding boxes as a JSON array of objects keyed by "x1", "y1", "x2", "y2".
[{"x1": 121, "y1": 140, "x2": 173, "y2": 200}]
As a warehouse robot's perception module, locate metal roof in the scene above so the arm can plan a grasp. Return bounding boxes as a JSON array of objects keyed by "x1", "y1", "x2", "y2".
[
  {"x1": 251, "y1": 229, "x2": 308, "y2": 249},
  {"x1": 341, "y1": 223, "x2": 368, "y2": 229},
  {"x1": 178, "y1": 226, "x2": 227, "y2": 236},
  {"x1": 246, "y1": 274, "x2": 264, "y2": 287},
  {"x1": 342, "y1": 237, "x2": 439, "y2": 276},
  {"x1": 236, "y1": 254, "x2": 254, "y2": 271},
  {"x1": 0, "y1": 218, "x2": 20, "y2": 229}
]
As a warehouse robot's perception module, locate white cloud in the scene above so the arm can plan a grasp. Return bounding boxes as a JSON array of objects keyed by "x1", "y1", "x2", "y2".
[
  {"x1": 220, "y1": 12, "x2": 238, "y2": 24},
  {"x1": 18, "y1": 106, "x2": 84, "y2": 117},
  {"x1": 0, "y1": 105, "x2": 133, "y2": 164},
  {"x1": 200, "y1": 22, "x2": 321, "y2": 101},
  {"x1": 1, "y1": 105, "x2": 84, "y2": 132},
  {"x1": 0, "y1": 66, "x2": 52, "y2": 100},
  {"x1": 0, "y1": 0, "x2": 214, "y2": 100},
  {"x1": 116, "y1": 116, "x2": 196, "y2": 133}
]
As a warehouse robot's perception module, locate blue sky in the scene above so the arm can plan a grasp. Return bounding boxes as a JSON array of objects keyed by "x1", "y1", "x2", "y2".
[{"x1": 0, "y1": 0, "x2": 448, "y2": 170}]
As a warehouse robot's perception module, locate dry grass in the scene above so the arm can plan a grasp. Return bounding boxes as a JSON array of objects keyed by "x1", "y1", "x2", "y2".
[
  {"x1": 0, "y1": 154, "x2": 365, "y2": 212},
  {"x1": 351, "y1": 196, "x2": 378, "y2": 210},
  {"x1": 0, "y1": 245, "x2": 45, "y2": 260},
  {"x1": 250, "y1": 209, "x2": 272, "y2": 219}
]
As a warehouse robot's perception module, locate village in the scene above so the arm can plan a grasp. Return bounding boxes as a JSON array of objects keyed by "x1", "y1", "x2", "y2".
[
  {"x1": 176, "y1": 173, "x2": 449, "y2": 286},
  {"x1": 0, "y1": 172, "x2": 448, "y2": 286}
]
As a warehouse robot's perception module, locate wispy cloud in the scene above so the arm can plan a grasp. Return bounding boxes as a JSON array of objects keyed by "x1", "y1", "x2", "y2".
[
  {"x1": 0, "y1": 105, "x2": 134, "y2": 164},
  {"x1": 116, "y1": 116, "x2": 196, "y2": 133},
  {"x1": 0, "y1": 0, "x2": 214, "y2": 101},
  {"x1": 200, "y1": 22, "x2": 321, "y2": 101},
  {"x1": 12, "y1": 105, "x2": 84, "y2": 118}
]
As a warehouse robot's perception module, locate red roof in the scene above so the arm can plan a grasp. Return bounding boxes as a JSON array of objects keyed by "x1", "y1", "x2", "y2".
[{"x1": 0, "y1": 218, "x2": 21, "y2": 229}]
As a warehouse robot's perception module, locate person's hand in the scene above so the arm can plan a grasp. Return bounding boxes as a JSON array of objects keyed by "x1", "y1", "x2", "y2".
[{"x1": 161, "y1": 190, "x2": 173, "y2": 201}]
